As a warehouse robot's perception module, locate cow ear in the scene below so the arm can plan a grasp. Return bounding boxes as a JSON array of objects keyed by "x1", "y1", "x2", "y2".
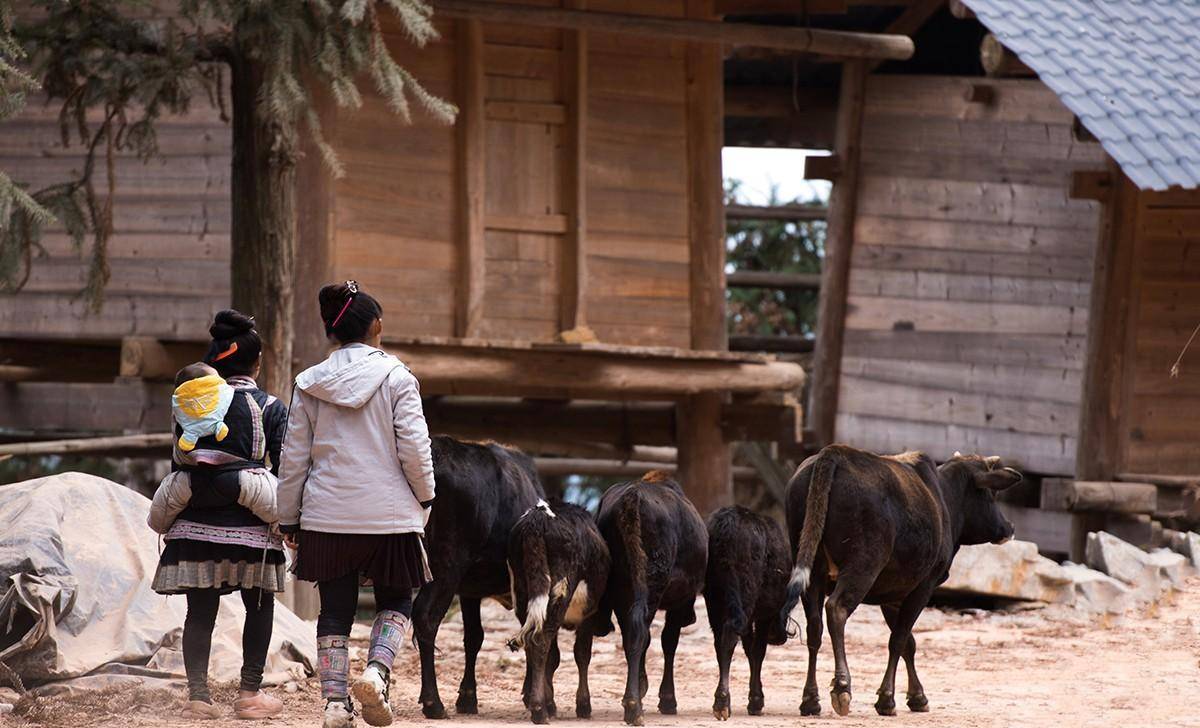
[{"x1": 978, "y1": 467, "x2": 1022, "y2": 491}]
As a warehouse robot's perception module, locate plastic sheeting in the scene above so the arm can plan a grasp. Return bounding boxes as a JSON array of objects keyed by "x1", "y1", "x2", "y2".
[{"x1": 0, "y1": 472, "x2": 315, "y2": 695}]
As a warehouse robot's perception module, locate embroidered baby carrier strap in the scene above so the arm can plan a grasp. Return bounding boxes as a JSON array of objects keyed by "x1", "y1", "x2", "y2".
[{"x1": 165, "y1": 519, "x2": 284, "y2": 550}]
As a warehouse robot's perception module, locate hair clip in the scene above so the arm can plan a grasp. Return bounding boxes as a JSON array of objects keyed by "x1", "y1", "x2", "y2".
[
  {"x1": 213, "y1": 342, "x2": 239, "y2": 361},
  {"x1": 345, "y1": 280, "x2": 359, "y2": 294}
]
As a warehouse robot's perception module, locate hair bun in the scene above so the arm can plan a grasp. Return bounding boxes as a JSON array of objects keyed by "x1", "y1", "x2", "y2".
[{"x1": 209, "y1": 309, "x2": 255, "y2": 340}]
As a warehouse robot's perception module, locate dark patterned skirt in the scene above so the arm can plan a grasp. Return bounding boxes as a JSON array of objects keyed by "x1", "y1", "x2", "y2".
[
  {"x1": 153, "y1": 538, "x2": 287, "y2": 595},
  {"x1": 294, "y1": 531, "x2": 432, "y2": 588}
]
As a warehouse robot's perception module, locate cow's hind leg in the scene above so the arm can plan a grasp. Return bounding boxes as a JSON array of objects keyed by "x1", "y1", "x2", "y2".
[
  {"x1": 574, "y1": 621, "x2": 596, "y2": 718},
  {"x1": 413, "y1": 579, "x2": 459, "y2": 719},
  {"x1": 744, "y1": 621, "x2": 770, "y2": 715},
  {"x1": 711, "y1": 623, "x2": 737, "y2": 720},
  {"x1": 456, "y1": 597, "x2": 484, "y2": 714},
  {"x1": 875, "y1": 588, "x2": 932, "y2": 716},
  {"x1": 619, "y1": 610, "x2": 651, "y2": 726},
  {"x1": 658, "y1": 606, "x2": 692, "y2": 714},
  {"x1": 825, "y1": 562, "x2": 884, "y2": 716},
  {"x1": 544, "y1": 638, "x2": 561, "y2": 719},
  {"x1": 799, "y1": 572, "x2": 826, "y2": 716}
]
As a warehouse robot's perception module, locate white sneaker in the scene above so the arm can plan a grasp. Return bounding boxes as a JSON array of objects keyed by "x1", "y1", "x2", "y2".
[
  {"x1": 323, "y1": 698, "x2": 356, "y2": 728},
  {"x1": 352, "y1": 665, "x2": 394, "y2": 727}
]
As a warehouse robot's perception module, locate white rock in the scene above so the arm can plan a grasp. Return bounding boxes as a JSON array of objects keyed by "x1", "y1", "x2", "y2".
[
  {"x1": 1084, "y1": 531, "x2": 1170, "y2": 602},
  {"x1": 1146, "y1": 548, "x2": 1191, "y2": 587},
  {"x1": 941, "y1": 540, "x2": 1074, "y2": 604},
  {"x1": 1058, "y1": 563, "x2": 1133, "y2": 614}
]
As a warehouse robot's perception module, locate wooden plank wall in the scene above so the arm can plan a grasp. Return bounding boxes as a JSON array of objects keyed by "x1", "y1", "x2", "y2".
[
  {"x1": 836, "y1": 76, "x2": 1107, "y2": 475},
  {"x1": 585, "y1": 0, "x2": 691, "y2": 348},
  {"x1": 331, "y1": 19, "x2": 459, "y2": 338},
  {"x1": 1121, "y1": 188, "x2": 1200, "y2": 474},
  {"x1": 0, "y1": 99, "x2": 229, "y2": 341}
]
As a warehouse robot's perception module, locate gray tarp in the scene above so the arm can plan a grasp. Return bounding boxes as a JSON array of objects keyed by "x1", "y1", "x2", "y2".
[{"x1": 0, "y1": 472, "x2": 315, "y2": 695}]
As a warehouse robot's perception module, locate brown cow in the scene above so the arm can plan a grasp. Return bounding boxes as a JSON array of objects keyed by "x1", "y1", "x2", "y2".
[{"x1": 781, "y1": 446, "x2": 1020, "y2": 717}]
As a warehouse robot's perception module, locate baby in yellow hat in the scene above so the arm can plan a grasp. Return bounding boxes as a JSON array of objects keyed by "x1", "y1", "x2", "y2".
[{"x1": 172, "y1": 363, "x2": 234, "y2": 451}]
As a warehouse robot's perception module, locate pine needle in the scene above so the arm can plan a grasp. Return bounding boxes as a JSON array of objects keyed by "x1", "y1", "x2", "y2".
[{"x1": 1169, "y1": 321, "x2": 1200, "y2": 379}]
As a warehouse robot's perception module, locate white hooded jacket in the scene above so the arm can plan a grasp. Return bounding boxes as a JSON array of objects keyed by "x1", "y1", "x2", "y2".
[{"x1": 277, "y1": 343, "x2": 436, "y2": 534}]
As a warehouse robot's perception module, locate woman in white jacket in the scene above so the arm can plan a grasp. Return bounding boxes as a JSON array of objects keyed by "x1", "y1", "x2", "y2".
[{"x1": 277, "y1": 281, "x2": 436, "y2": 728}]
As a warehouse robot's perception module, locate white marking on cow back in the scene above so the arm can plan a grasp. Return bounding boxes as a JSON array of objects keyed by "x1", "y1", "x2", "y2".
[
  {"x1": 519, "y1": 498, "x2": 558, "y2": 521},
  {"x1": 563, "y1": 580, "x2": 590, "y2": 628}
]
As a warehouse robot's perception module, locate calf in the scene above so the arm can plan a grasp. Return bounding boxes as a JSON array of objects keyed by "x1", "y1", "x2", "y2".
[
  {"x1": 782, "y1": 446, "x2": 1019, "y2": 717},
  {"x1": 507, "y1": 499, "x2": 611, "y2": 724},
  {"x1": 704, "y1": 506, "x2": 790, "y2": 720},
  {"x1": 593, "y1": 471, "x2": 708, "y2": 726},
  {"x1": 414, "y1": 437, "x2": 545, "y2": 719}
]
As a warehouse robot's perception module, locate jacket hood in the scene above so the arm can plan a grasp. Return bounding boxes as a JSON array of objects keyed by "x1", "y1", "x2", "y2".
[{"x1": 295, "y1": 345, "x2": 403, "y2": 409}]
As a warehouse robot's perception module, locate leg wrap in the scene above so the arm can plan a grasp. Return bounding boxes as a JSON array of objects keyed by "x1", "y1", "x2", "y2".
[
  {"x1": 367, "y1": 610, "x2": 410, "y2": 671},
  {"x1": 317, "y1": 635, "x2": 351, "y2": 700}
]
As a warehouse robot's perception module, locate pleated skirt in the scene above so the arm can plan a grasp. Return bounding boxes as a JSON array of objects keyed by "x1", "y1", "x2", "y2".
[{"x1": 293, "y1": 531, "x2": 432, "y2": 588}]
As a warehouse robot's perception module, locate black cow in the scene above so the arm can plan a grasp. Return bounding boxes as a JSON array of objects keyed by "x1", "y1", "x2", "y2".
[
  {"x1": 414, "y1": 437, "x2": 545, "y2": 719},
  {"x1": 781, "y1": 446, "x2": 1020, "y2": 717},
  {"x1": 703, "y1": 506, "x2": 790, "y2": 720},
  {"x1": 592, "y1": 471, "x2": 708, "y2": 726},
  {"x1": 507, "y1": 499, "x2": 611, "y2": 724}
]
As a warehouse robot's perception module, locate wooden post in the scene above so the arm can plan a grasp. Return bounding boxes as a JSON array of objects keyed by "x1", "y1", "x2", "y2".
[
  {"x1": 1076, "y1": 163, "x2": 1138, "y2": 480},
  {"x1": 678, "y1": 0, "x2": 732, "y2": 517},
  {"x1": 808, "y1": 59, "x2": 867, "y2": 447},
  {"x1": 980, "y1": 33, "x2": 1035, "y2": 78},
  {"x1": 455, "y1": 19, "x2": 485, "y2": 338},
  {"x1": 559, "y1": 1, "x2": 589, "y2": 337}
]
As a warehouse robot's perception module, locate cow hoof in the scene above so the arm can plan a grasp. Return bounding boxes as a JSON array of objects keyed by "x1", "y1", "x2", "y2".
[
  {"x1": 545, "y1": 700, "x2": 558, "y2": 718},
  {"x1": 799, "y1": 695, "x2": 822, "y2": 716},
  {"x1": 623, "y1": 699, "x2": 644, "y2": 726},
  {"x1": 455, "y1": 692, "x2": 479, "y2": 715},
  {"x1": 713, "y1": 691, "x2": 731, "y2": 721},
  {"x1": 907, "y1": 694, "x2": 929, "y2": 713},
  {"x1": 830, "y1": 690, "x2": 852, "y2": 717},
  {"x1": 659, "y1": 696, "x2": 678, "y2": 715},
  {"x1": 713, "y1": 706, "x2": 731, "y2": 721},
  {"x1": 576, "y1": 700, "x2": 592, "y2": 719},
  {"x1": 422, "y1": 700, "x2": 448, "y2": 720},
  {"x1": 530, "y1": 706, "x2": 550, "y2": 725},
  {"x1": 874, "y1": 694, "x2": 896, "y2": 716},
  {"x1": 747, "y1": 694, "x2": 765, "y2": 716}
]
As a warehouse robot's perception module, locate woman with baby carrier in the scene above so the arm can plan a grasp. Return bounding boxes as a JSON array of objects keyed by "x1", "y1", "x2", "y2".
[
  {"x1": 147, "y1": 310, "x2": 288, "y2": 720},
  {"x1": 277, "y1": 281, "x2": 437, "y2": 728}
]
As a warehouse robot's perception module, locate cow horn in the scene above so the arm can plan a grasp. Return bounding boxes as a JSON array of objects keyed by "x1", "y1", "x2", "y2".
[
  {"x1": 953, "y1": 450, "x2": 963, "y2": 458},
  {"x1": 985, "y1": 455, "x2": 1002, "y2": 469}
]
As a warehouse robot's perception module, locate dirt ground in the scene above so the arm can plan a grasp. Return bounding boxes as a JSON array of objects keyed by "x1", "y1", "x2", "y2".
[{"x1": 8, "y1": 579, "x2": 1200, "y2": 728}]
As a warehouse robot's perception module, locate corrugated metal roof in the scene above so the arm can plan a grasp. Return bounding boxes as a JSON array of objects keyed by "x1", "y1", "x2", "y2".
[{"x1": 963, "y1": 0, "x2": 1200, "y2": 190}]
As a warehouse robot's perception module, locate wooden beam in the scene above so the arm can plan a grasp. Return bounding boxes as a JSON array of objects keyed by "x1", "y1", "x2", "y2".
[
  {"x1": 808, "y1": 59, "x2": 867, "y2": 447},
  {"x1": 962, "y1": 83, "x2": 995, "y2": 105},
  {"x1": 867, "y1": 0, "x2": 946, "y2": 71},
  {"x1": 0, "y1": 339, "x2": 122, "y2": 383},
  {"x1": 0, "y1": 380, "x2": 171, "y2": 434},
  {"x1": 803, "y1": 154, "x2": 841, "y2": 181},
  {"x1": 1076, "y1": 164, "x2": 1137, "y2": 480},
  {"x1": 728, "y1": 334, "x2": 815, "y2": 353},
  {"x1": 1069, "y1": 170, "x2": 1113, "y2": 202},
  {"x1": 726, "y1": 270, "x2": 821, "y2": 289},
  {"x1": 119, "y1": 337, "x2": 201, "y2": 381},
  {"x1": 948, "y1": 0, "x2": 975, "y2": 19},
  {"x1": 533, "y1": 456, "x2": 756, "y2": 481},
  {"x1": 384, "y1": 340, "x2": 807, "y2": 399},
  {"x1": 681, "y1": 0, "x2": 732, "y2": 516},
  {"x1": 484, "y1": 101, "x2": 567, "y2": 125},
  {"x1": 725, "y1": 203, "x2": 827, "y2": 222},
  {"x1": 424, "y1": 398, "x2": 678, "y2": 448},
  {"x1": 723, "y1": 85, "x2": 837, "y2": 119},
  {"x1": 721, "y1": 395, "x2": 804, "y2": 442},
  {"x1": 0, "y1": 432, "x2": 174, "y2": 457},
  {"x1": 455, "y1": 19, "x2": 485, "y2": 338},
  {"x1": 560, "y1": 4, "x2": 589, "y2": 337},
  {"x1": 715, "y1": 0, "x2": 911, "y2": 14},
  {"x1": 981, "y1": 33, "x2": 1035, "y2": 78},
  {"x1": 430, "y1": 0, "x2": 915, "y2": 60},
  {"x1": 1040, "y1": 478, "x2": 1158, "y2": 514}
]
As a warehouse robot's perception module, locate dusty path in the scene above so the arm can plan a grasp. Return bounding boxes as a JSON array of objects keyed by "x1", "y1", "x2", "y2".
[{"x1": 9, "y1": 579, "x2": 1200, "y2": 728}]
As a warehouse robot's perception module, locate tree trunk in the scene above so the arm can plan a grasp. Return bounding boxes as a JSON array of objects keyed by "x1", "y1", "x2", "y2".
[{"x1": 229, "y1": 47, "x2": 298, "y2": 400}]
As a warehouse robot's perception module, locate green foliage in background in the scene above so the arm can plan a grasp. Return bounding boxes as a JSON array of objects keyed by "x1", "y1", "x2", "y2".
[{"x1": 724, "y1": 180, "x2": 825, "y2": 338}]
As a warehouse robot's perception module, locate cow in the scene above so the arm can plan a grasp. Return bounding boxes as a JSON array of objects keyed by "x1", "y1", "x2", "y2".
[
  {"x1": 507, "y1": 498, "x2": 611, "y2": 724},
  {"x1": 591, "y1": 471, "x2": 708, "y2": 726},
  {"x1": 703, "y1": 506, "x2": 791, "y2": 720},
  {"x1": 414, "y1": 436, "x2": 545, "y2": 719},
  {"x1": 781, "y1": 445, "x2": 1020, "y2": 717}
]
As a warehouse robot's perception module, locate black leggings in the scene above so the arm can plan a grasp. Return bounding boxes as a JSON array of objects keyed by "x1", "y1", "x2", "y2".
[
  {"x1": 183, "y1": 589, "x2": 274, "y2": 701},
  {"x1": 316, "y1": 573, "x2": 414, "y2": 638}
]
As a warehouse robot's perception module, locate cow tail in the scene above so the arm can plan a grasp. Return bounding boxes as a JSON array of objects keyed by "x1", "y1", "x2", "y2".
[
  {"x1": 781, "y1": 452, "x2": 837, "y2": 626},
  {"x1": 508, "y1": 501, "x2": 555, "y2": 651},
  {"x1": 618, "y1": 488, "x2": 650, "y2": 630}
]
